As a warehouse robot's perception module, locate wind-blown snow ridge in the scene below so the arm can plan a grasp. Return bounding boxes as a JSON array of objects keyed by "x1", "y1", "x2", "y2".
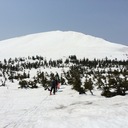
[{"x1": 0, "y1": 30, "x2": 128, "y2": 60}]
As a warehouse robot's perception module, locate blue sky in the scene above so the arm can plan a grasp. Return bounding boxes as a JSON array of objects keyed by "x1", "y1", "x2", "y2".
[{"x1": 0, "y1": 0, "x2": 128, "y2": 45}]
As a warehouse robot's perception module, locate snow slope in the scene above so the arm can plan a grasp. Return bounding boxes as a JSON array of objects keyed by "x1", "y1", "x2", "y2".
[
  {"x1": 0, "y1": 31, "x2": 128, "y2": 60},
  {"x1": 0, "y1": 31, "x2": 128, "y2": 128},
  {"x1": 0, "y1": 84, "x2": 128, "y2": 128}
]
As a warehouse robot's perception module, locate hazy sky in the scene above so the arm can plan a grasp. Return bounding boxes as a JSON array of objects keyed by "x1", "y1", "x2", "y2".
[{"x1": 0, "y1": 0, "x2": 128, "y2": 45}]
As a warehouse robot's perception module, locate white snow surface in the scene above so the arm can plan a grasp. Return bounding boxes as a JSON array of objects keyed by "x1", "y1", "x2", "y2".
[
  {"x1": 0, "y1": 31, "x2": 128, "y2": 128},
  {"x1": 0, "y1": 83, "x2": 128, "y2": 128},
  {"x1": 0, "y1": 30, "x2": 128, "y2": 60}
]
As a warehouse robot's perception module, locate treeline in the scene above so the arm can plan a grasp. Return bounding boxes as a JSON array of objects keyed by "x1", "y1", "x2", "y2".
[
  {"x1": 64, "y1": 55, "x2": 128, "y2": 97},
  {"x1": 0, "y1": 55, "x2": 65, "y2": 88},
  {"x1": 64, "y1": 64, "x2": 128, "y2": 97},
  {"x1": 0, "y1": 55, "x2": 128, "y2": 97}
]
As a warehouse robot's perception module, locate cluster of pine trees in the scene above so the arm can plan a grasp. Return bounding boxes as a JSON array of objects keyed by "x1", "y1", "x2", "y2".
[
  {"x1": 63, "y1": 56, "x2": 128, "y2": 97},
  {"x1": 0, "y1": 56, "x2": 65, "y2": 89},
  {"x1": 0, "y1": 55, "x2": 128, "y2": 97}
]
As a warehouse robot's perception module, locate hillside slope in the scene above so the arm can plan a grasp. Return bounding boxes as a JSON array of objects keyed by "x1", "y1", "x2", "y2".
[
  {"x1": 0, "y1": 31, "x2": 128, "y2": 60},
  {"x1": 0, "y1": 31, "x2": 128, "y2": 128}
]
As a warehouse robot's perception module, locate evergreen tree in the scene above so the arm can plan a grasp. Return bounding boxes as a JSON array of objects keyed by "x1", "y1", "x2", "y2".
[{"x1": 84, "y1": 78, "x2": 94, "y2": 95}]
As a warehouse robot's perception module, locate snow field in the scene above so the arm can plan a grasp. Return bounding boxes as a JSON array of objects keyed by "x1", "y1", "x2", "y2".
[
  {"x1": 0, "y1": 31, "x2": 128, "y2": 60},
  {"x1": 0, "y1": 83, "x2": 128, "y2": 128},
  {"x1": 0, "y1": 30, "x2": 128, "y2": 128}
]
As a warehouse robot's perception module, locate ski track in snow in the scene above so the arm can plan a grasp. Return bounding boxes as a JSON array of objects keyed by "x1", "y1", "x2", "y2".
[
  {"x1": 1, "y1": 89, "x2": 50, "y2": 128},
  {"x1": 0, "y1": 85, "x2": 128, "y2": 128}
]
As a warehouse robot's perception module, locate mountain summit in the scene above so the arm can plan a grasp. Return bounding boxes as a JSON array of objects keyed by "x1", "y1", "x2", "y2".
[{"x1": 0, "y1": 31, "x2": 128, "y2": 60}]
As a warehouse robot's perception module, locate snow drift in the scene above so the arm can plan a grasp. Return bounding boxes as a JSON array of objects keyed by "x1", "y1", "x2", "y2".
[{"x1": 0, "y1": 31, "x2": 128, "y2": 60}]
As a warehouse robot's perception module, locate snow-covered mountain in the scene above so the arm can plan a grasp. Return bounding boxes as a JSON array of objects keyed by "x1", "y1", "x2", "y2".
[
  {"x1": 0, "y1": 31, "x2": 128, "y2": 60},
  {"x1": 0, "y1": 31, "x2": 128, "y2": 128}
]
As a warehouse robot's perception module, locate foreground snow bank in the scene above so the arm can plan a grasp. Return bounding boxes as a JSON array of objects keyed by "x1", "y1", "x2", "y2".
[{"x1": 0, "y1": 84, "x2": 128, "y2": 128}]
